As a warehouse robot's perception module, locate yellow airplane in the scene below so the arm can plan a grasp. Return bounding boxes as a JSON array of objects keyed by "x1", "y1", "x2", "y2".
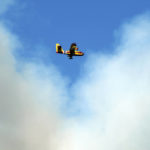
[{"x1": 56, "y1": 43, "x2": 84, "y2": 59}]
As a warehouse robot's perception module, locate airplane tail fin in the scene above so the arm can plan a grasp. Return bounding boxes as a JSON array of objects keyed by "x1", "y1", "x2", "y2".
[{"x1": 56, "y1": 43, "x2": 64, "y2": 54}]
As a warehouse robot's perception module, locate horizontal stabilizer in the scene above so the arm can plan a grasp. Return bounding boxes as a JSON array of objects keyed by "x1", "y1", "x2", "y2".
[{"x1": 56, "y1": 43, "x2": 64, "y2": 54}]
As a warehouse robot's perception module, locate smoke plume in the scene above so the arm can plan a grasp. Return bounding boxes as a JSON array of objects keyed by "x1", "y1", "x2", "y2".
[{"x1": 1, "y1": 6, "x2": 150, "y2": 150}]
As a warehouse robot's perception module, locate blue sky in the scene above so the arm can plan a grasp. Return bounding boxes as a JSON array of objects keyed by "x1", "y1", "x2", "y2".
[{"x1": 2, "y1": 0, "x2": 150, "y2": 82}]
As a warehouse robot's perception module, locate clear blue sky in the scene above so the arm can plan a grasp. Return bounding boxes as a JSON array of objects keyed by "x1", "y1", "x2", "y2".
[{"x1": 2, "y1": 0, "x2": 150, "y2": 82}]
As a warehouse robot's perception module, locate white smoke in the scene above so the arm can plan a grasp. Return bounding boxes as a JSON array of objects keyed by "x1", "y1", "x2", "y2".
[
  {"x1": 0, "y1": 23, "x2": 67, "y2": 150},
  {"x1": 63, "y1": 14, "x2": 150, "y2": 150},
  {"x1": 0, "y1": 0, "x2": 15, "y2": 15},
  {"x1": 1, "y1": 4, "x2": 150, "y2": 150}
]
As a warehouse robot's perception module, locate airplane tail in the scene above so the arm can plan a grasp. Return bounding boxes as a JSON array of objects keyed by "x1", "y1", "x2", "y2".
[{"x1": 56, "y1": 43, "x2": 64, "y2": 54}]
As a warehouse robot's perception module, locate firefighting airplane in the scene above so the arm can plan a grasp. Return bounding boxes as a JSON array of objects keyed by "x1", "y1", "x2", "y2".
[{"x1": 56, "y1": 43, "x2": 84, "y2": 59}]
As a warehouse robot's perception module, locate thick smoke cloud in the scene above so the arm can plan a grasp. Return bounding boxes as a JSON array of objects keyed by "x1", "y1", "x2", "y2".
[
  {"x1": 68, "y1": 14, "x2": 150, "y2": 150},
  {"x1": 1, "y1": 4, "x2": 150, "y2": 150},
  {"x1": 0, "y1": 23, "x2": 67, "y2": 150}
]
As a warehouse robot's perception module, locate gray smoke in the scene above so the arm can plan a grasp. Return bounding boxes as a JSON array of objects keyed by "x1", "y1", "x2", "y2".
[
  {"x1": 1, "y1": 7, "x2": 150, "y2": 150},
  {"x1": 0, "y1": 23, "x2": 67, "y2": 150}
]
